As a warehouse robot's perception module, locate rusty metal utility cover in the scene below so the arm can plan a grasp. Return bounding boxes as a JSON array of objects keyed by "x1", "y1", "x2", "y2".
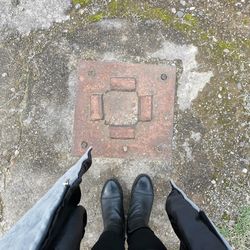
[{"x1": 73, "y1": 61, "x2": 176, "y2": 160}]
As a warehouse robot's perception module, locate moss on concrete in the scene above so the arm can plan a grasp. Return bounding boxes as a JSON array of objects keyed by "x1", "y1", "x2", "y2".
[
  {"x1": 72, "y1": 0, "x2": 91, "y2": 6},
  {"x1": 102, "y1": 0, "x2": 243, "y2": 57},
  {"x1": 242, "y1": 17, "x2": 250, "y2": 26},
  {"x1": 216, "y1": 40, "x2": 237, "y2": 51},
  {"x1": 68, "y1": 0, "x2": 248, "y2": 67},
  {"x1": 88, "y1": 12, "x2": 104, "y2": 22},
  {"x1": 183, "y1": 14, "x2": 198, "y2": 26},
  {"x1": 220, "y1": 206, "x2": 250, "y2": 248},
  {"x1": 142, "y1": 7, "x2": 172, "y2": 23},
  {"x1": 69, "y1": 0, "x2": 215, "y2": 46}
]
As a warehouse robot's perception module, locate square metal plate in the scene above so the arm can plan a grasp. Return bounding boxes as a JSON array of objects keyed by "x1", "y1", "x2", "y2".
[{"x1": 73, "y1": 61, "x2": 176, "y2": 160}]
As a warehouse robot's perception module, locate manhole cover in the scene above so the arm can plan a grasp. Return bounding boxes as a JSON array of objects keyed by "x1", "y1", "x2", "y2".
[{"x1": 73, "y1": 61, "x2": 176, "y2": 160}]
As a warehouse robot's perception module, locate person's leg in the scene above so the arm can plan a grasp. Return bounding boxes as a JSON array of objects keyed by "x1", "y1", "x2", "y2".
[
  {"x1": 54, "y1": 205, "x2": 87, "y2": 250},
  {"x1": 92, "y1": 179, "x2": 125, "y2": 250},
  {"x1": 127, "y1": 174, "x2": 167, "y2": 250},
  {"x1": 128, "y1": 227, "x2": 167, "y2": 250},
  {"x1": 166, "y1": 181, "x2": 228, "y2": 250},
  {"x1": 92, "y1": 231, "x2": 125, "y2": 250}
]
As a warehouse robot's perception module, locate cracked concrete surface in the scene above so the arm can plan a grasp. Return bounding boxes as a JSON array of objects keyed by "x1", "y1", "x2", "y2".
[
  {"x1": 0, "y1": 0, "x2": 70, "y2": 39},
  {"x1": 0, "y1": 0, "x2": 249, "y2": 249}
]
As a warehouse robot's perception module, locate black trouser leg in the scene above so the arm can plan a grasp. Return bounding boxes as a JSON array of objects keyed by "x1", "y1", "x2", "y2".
[
  {"x1": 54, "y1": 206, "x2": 87, "y2": 250},
  {"x1": 166, "y1": 189, "x2": 228, "y2": 250},
  {"x1": 92, "y1": 231, "x2": 125, "y2": 250},
  {"x1": 128, "y1": 227, "x2": 167, "y2": 250}
]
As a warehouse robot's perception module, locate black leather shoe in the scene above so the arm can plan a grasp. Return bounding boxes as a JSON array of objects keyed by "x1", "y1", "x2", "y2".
[
  {"x1": 127, "y1": 174, "x2": 154, "y2": 234},
  {"x1": 101, "y1": 179, "x2": 125, "y2": 237}
]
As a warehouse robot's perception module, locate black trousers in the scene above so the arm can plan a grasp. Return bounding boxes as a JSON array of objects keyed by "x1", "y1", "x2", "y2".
[{"x1": 92, "y1": 227, "x2": 167, "y2": 250}]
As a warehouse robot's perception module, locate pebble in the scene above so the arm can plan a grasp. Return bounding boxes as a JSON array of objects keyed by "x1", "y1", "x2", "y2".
[
  {"x1": 180, "y1": 0, "x2": 186, "y2": 6},
  {"x1": 2, "y1": 150, "x2": 8, "y2": 157},
  {"x1": 212, "y1": 36, "x2": 218, "y2": 42},
  {"x1": 14, "y1": 150, "x2": 19, "y2": 156},
  {"x1": 75, "y1": 3, "x2": 81, "y2": 9},
  {"x1": 242, "y1": 168, "x2": 248, "y2": 174},
  {"x1": 211, "y1": 180, "x2": 216, "y2": 185},
  {"x1": 171, "y1": 8, "x2": 177, "y2": 14},
  {"x1": 2, "y1": 73, "x2": 7, "y2": 78},
  {"x1": 190, "y1": 7, "x2": 196, "y2": 10},
  {"x1": 198, "y1": 11, "x2": 204, "y2": 16},
  {"x1": 223, "y1": 49, "x2": 230, "y2": 53},
  {"x1": 218, "y1": 94, "x2": 222, "y2": 98},
  {"x1": 79, "y1": 9, "x2": 85, "y2": 15},
  {"x1": 123, "y1": 146, "x2": 128, "y2": 152},
  {"x1": 10, "y1": 88, "x2": 15, "y2": 92},
  {"x1": 176, "y1": 11, "x2": 184, "y2": 18}
]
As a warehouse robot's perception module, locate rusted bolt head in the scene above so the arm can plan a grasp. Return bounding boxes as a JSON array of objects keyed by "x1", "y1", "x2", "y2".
[
  {"x1": 81, "y1": 141, "x2": 88, "y2": 149},
  {"x1": 161, "y1": 73, "x2": 168, "y2": 81},
  {"x1": 88, "y1": 69, "x2": 96, "y2": 77}
]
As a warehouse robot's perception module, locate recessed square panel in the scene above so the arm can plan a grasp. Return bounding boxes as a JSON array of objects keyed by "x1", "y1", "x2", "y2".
[
  {"x1": 73, "y1": 61, "x2": 176, "y2": 160},
  {"x1": 104, "y1": 91, "x2": 138, "y2": 126}
]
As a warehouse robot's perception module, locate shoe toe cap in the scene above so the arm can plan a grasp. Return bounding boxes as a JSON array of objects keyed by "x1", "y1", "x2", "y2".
[
  {"x1": 102, "y1": 179, "x2": 122, "y2": 198},
  {"x1": 134, "y1": 175, "x2": 153, "y2": 195}
]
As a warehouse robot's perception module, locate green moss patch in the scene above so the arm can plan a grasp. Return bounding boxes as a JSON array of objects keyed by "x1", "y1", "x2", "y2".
[
  {"x1": 88, "y1": 13, "x2": 104, "y2": 22},
  {"x1": 184, "y1": 13, "x2": 198, "y2": 26},
  {"x1": 220, "y1": 207, "x2": 250, "y2": 248},
  {"x1": 72, "y1": 0, "x2": 91, "y2": 6}
]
